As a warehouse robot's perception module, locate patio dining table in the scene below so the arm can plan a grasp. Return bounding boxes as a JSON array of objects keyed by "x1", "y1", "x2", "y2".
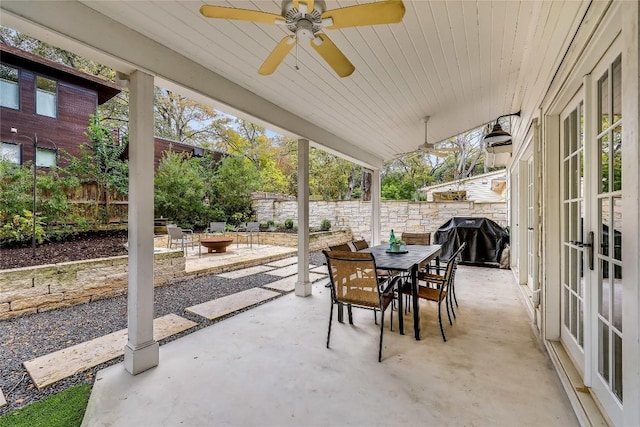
[{"x1": 361, "y1": 244, "x2": 442, "y2": 340}]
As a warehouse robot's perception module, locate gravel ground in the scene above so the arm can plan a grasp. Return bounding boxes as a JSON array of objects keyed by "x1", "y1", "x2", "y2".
[{"x1": 0, "y1": 251, "x2": 327, "y2": 416}]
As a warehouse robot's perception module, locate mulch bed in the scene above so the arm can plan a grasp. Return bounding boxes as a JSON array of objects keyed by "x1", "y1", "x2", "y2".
[{"x1": 0, "y1": 230, "x2": 129, "y2": 270}]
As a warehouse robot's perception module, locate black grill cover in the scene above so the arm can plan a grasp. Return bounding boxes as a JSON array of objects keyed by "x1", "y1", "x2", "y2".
[{"x1": 433, "y1": 217, "x2": 509, "y2": 266}]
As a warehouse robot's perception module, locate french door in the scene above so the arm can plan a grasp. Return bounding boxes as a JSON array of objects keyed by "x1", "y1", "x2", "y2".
[
  {"x1": 560, "y1": 51, "x2": 623, "y2": 425},
  {"x1": 526, "y1": 158, "x2": 535, "y2": 290}
]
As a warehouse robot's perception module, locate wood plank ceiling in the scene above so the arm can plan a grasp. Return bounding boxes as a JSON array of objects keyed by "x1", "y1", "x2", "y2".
[{"x1": 74, "y1": 1, "x2": 588, "y2": 163}]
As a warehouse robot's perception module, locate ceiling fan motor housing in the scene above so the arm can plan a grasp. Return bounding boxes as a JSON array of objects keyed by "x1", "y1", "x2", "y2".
[{"x1": 282, "y1": 0, "x2": 326, "y2": 37}]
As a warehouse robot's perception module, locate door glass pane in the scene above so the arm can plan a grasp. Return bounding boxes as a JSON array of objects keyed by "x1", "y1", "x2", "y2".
[
  {"x1": 599, "y1": 134, "x2": 610, "y2": 193},
  {"x1": 612, "y1": 56, "x2": 621, "y2": 124},
  {"x1": 563, "y1": 116, "x2": 570, "y2": 157},
  {"x1": 579, "y1": 101, "x2": 584, "y2": 148},
  {"x1": 613, "y1": 126, "x2": 622, "y2": 192},
  {"x1": 598, "y1": 72, "x2": 609, "y2": 133},
  {"x1": 612, "y1": 264, "x2": 622, "y2": 332},
  {"x1": 570, "y1": 247, "x2": 577, "y2": 292},
  {"x1": 564, "y1": 288, "x2": 570, "y2": 328},
  {"x1": 599, "y1": 320, "x2": 609, "y2": 381},
  {"x1": 613, "y1": 333, "x2": 623, "y2": 402},
  {"x1": 613, "y1": 196, "x2": 622, "y2": 261},
  {"x1": 569, "y1": 110, "x2": 577, "y2": 153},
  {"x1": 570, "y1": 293, "x2": 577, "y2": 336},
  {"x1": 599, "y1": 259, "x2": 610, "y2": 320},
  {"x1": 578, "y1": 301, "x2": 584, "y2": 346},
  {"x1": 600, "y1": 198, "x2": 609, "y2": 256}
]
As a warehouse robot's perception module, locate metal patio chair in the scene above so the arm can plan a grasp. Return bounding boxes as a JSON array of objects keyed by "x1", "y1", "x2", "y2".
[
  {"x1": 166, "y1": 224, "x2": 200, "y2": 255},
  {"x1": 323, "y1": 250, "x2": 401, "y2": 362}
]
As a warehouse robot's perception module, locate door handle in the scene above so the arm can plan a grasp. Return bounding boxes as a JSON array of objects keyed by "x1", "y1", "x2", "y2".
[
  {"x1": 587, "y1": 231, "x2": 594, "y2": 270},
  {"x1": 569, "y1": 232, "x2": 594, "y2": 270}
]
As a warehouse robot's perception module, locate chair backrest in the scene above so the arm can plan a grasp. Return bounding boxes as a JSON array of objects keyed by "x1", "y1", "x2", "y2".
[
  {"x1": 245, "y1": 222, "x2": 260, "y2": 232},
  {"x1": 323, "y1": 250, "x2": 381, "y2": 308},
  {"x1": 351, "y1": 239, "x2": 369, "y2": 251},
  {"x1": 401, "y1": 232, "x2": 431, "y2": 245},
  {"x1": 329, "y1": 243, "x2": 353, "y2": 252},
  {"x1": 209, "y1": 222, "x2": 226, "y2": 233},
  {"x1": 166, "y1": 224, "x2": 183, "y2": 239},
  {"x1": 442, "y1": 242, "x2": 467, "y2": 284}
]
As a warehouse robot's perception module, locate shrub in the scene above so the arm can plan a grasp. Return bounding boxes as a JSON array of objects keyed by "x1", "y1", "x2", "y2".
[
  {"x1": 284, "y1": 218, "x2": 294, "y2": 229},
  {"x1": 0, "y1": 210, "x2": 46, "y2": 245},
  {"x1": 320, "y1": 218, "x2": 331, "y2": 231}
]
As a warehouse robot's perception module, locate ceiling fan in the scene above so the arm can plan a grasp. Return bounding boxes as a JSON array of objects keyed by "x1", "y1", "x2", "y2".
[
  {"x1": 418, "y1": 116, "x2": 461, "y2": 157},
  {"x1": 199, "y1": 0, "x2": 406, "y2": 77}
]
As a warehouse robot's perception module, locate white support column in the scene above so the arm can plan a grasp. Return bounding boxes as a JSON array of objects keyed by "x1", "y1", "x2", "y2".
[
  {"x1": 295, "y1": 138, "x2": 311, "y2": 297},
  {"x1": 542, "y1": 114, "x2": 561, "y2": 342},
  {"x1": 371, "y1": 168, "x2": 381, "y2": 245},
  {"x1": 124, "y1": 70, "x2": 159, "y2": 375}
]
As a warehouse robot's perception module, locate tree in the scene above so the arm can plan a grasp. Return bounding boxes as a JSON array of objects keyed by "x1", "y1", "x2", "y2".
[
  {"x1": 62, "y1": 115, "x2": 129, "y2": 223},
  {"x1": 154, "y1": 151, "x2": 210, "y2": 228},
  {"x1": 209, "y1": 156, "x2": 260, "y2": 224},
  {"x1": 154, "y1": 88, "x2": 230, "y2": 147}
]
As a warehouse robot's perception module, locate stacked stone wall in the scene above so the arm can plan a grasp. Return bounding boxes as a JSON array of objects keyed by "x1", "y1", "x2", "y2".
[
  {"x1": 255, "y1": 230, "x2": 353, "y2": 250},
  {"x1": 0, "y1": 250, "x2": 185, "y2": 320},
  {"x1": 253, "y1": 199, "x2": 507, "y2": 240}
]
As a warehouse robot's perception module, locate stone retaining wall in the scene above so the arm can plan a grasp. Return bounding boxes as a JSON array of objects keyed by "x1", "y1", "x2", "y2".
[
  {"x1": 0, "y1": 250, "x2": 185, "y2": 320},
  {"x1": 258, "y1": 229, "x2": 353, "y2": 250},
  {"x1": 253, "y1": 199, "x2": 507, "y2": 240}
]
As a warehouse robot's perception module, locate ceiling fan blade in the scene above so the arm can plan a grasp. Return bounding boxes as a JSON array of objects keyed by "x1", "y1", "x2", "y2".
[
  {"x1": 310, "y1": 33, "x2": 355, "y2": 77},
  {"x1": 259, "y1": 36, "x2": 297, "y2": 75},
  {"x1": 306, "y1": 0, "x2": 314, "y2": 13},
  {"x1": 200, "y1": 5, "x2": 282, "y2": 25},
  {"x1": 322, "y1": 1, "x2": 405, "y2": 29}
]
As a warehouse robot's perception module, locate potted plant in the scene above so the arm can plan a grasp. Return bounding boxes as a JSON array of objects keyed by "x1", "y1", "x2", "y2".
[{"x1": 392, "y1": 239, "x2": 406, "y2": 252}]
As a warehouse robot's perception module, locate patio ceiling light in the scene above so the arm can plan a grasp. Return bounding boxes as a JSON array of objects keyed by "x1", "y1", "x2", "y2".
[{"x1": 484, "y1": 111, "x2": 521, "y2": 154}]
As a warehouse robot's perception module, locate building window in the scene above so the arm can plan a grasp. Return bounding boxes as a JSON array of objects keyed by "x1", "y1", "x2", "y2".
[
  {"x1": 36, "y1": 75, "x2": 57, "y2": 118},
  {"x1": 0, "y1": 63, "x2": 20, "y2": 109},
  {"x1": 35, "y1": 147, "x2": 57, "y2": 167},
  {"x1": 1, "y1": 142, "x2": 21, "y2": 164}
]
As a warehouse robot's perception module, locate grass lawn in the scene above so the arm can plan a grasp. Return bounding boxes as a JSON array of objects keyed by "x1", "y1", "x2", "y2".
[{"x1": 0, "y1": 383, "x2": 92, "y2": 427}]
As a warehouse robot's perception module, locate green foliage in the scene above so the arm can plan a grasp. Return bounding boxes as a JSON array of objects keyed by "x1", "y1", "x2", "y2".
[
  {"x1": 209, "y1": 156, "x2": 259, "y2": 225},
  {"x1": 154, "y1": 151, "x2": 211, "y2": 229},
  {"x1": 284, "y1": 218, "x2": 294, "y2": 229},
  {"x1": 63, "y1": 115, "x2": 129, "y2": 223},
  {"x1": 0, "y1": 210, "x2": 46, "y2": 244},
  {"x1": 0, "y1": 383, "x2": 91, "y2": 427},
  {"x1": 0, "y1": 160, "x2": 78, "y2": 234},
  {"x1": 0, "y1": 160, "x2": 32, "y2": 216},
  {"x1": 320, "y1": 218, "x2": 331, "y2": 231}
]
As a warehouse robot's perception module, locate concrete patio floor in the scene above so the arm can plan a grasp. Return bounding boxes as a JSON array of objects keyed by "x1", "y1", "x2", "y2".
[{"x1": 82, "y1": 264, "x2": 577, "y2": 427}]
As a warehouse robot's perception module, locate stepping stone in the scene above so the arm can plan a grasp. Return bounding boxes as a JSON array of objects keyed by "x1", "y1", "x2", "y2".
[
  {"x1": 264, "y1": 256, "x2": 299, "y2": 268},
  {"x1": 0, "y1": 388, "x2": 6, "y2": 407},
  {"x1": 265, "y1": 264, "x2": 314, "y2": 277},
  {"x1": 23, "y1": 314, "x2": 197, "y2": 390},
  {"x1": 310, "y1": 265, "x2": 328, "y2": 274},
  {"x1": 217, "y1": 265, "x2": 274, "y2": 279},
  {"x1": 186, "y1": 288, "x2": 279, "y2": 320},
  {"x1": 263, "y1": 273, "x2": 326, "y2": 292}
]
